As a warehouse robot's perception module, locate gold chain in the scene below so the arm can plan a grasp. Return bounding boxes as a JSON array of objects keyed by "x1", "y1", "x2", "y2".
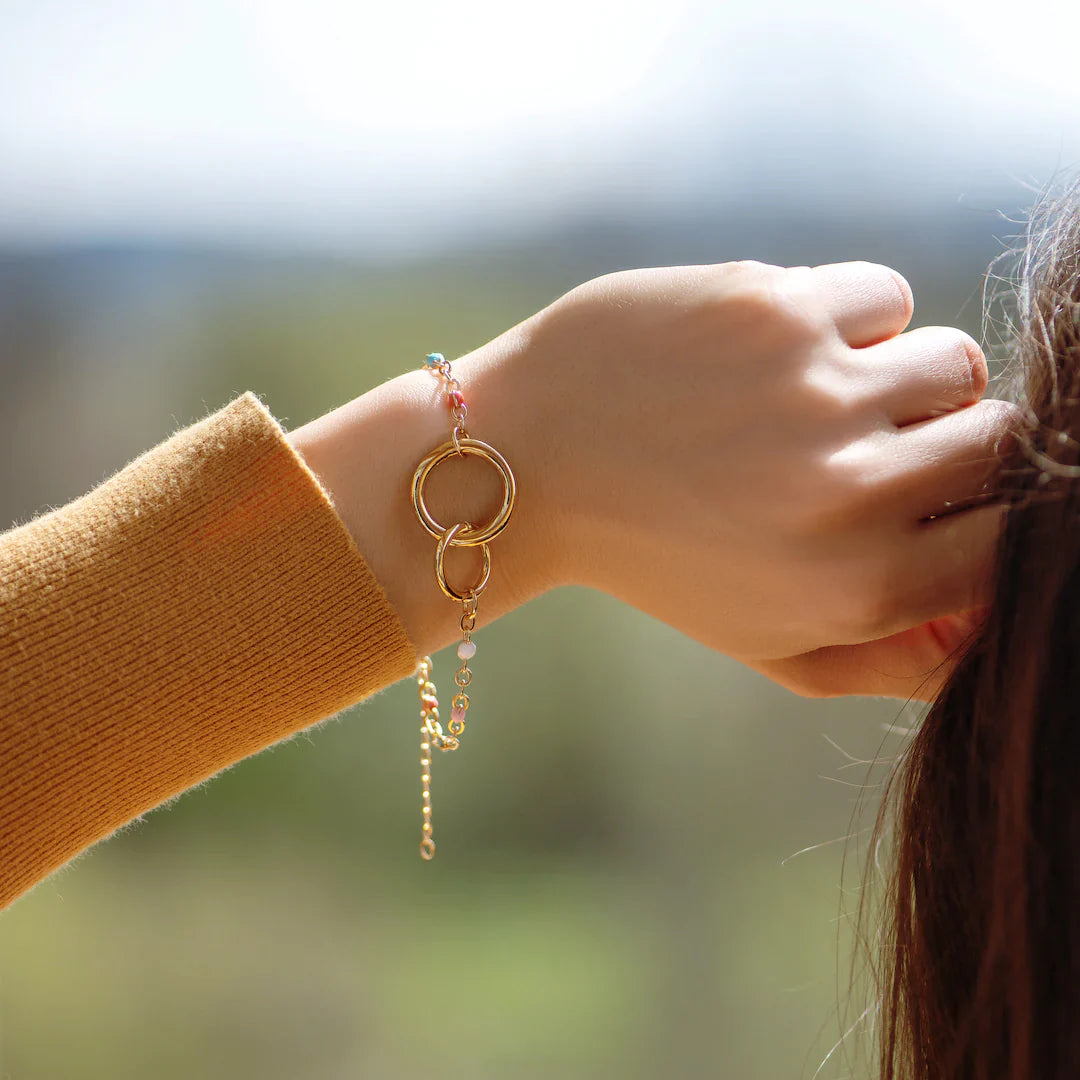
[{"x1": 411, "y1": 353, "x2": 515, "y2": 860}]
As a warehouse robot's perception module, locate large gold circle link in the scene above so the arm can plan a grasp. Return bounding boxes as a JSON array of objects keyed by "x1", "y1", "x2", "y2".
[
  {"x1": 412, "y1": 438, "x2": 516, "y2": 547},
  {"x1": 435, "y1": 523, "x2": 492, "y2": 601}
]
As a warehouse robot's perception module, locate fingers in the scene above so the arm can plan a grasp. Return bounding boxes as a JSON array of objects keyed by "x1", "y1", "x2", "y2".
[
  {"x1": 807, "y1": 504, "x2": 1003, "y2": 662},
  {"x1": 891, "y1": 502, "x2": 1007, "y2": 627},
  {"x1": 809, "y1": 261, "x2": 915, "y2": 347},
  {"x1": 748, "y1": 614, "x2": 985, "y2": 701},
  {"x1": 890, "y1": 399, "x2": 1019, "y2": 520},
  {"x1": 856, "y1": 326, "x2": 989, "y2": 427}
]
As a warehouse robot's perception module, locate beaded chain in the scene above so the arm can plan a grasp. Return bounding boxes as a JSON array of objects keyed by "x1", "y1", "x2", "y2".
[{"x1": 411, "y1": 353, "x2": 516, "y2": 860}]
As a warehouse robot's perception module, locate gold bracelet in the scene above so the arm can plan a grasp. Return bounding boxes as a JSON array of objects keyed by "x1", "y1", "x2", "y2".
[{"x1": 411, "y1": 352, "x2": 517, "y2": 860}]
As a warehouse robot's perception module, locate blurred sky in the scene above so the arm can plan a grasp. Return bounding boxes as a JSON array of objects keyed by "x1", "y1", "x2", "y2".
[{"x1": 3, "y1": 0, "x2": 1080, "y2": 253}]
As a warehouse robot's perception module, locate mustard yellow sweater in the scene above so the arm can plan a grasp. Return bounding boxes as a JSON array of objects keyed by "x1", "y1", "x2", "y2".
[{"x1": 0, "y1": 393, "x2": 418, "y2": 909}]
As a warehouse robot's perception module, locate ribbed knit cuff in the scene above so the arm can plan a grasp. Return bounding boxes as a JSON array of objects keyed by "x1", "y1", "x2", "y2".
[{"x1": 0, "y1": 392, "x2": 418, "y2": 908}]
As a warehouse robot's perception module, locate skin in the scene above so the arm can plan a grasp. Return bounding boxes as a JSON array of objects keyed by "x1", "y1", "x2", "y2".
[{"x1": 289, "y1": 260, "x2": 1015, "y2": 702}]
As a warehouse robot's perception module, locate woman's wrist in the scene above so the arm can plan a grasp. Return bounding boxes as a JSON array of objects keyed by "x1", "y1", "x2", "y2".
[{"x1": 287, "y1": 331, "x2": 565, "y2": 657}]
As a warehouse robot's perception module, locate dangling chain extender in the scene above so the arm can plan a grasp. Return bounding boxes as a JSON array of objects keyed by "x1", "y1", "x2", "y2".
[{"x1": 411, "y1": 353, "x2": 516, "y2": 860}]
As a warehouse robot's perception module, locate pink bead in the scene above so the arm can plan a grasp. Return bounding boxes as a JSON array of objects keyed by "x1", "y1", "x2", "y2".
[
  {"x1": 449, "y1": 390, "x2": 465, "y2": 409},
  {"x1": 451, "y1": 706, "x2": 467, "y2": 725},
  {"x1": 457, "y1": 640, "x2": 476, "y2": 661}
]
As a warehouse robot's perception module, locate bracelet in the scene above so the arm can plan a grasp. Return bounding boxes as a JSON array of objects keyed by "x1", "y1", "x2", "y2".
[{"x1": 411, "y1": 352, "x2": 517, "y2": 860}]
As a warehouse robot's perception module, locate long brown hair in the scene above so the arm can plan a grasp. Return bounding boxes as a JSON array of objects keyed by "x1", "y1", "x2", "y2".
[{"x1": 875, "y1": 180, "x2": 1080, "y2": 1079}]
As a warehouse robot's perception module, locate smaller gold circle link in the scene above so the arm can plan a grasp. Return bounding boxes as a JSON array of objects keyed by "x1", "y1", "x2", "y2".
[
  {"x1": 420, "y1": 837, "x2": 436, "y2": 860},
  {"x1": 435, "y1": 524, "x2": 492, "y2": 602},
  {"x1": 412, "y1": 438, "x2": 516, "y2": 547}
]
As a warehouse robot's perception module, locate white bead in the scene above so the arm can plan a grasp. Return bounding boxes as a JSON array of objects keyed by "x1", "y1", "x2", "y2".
[{"x1": 457, "y1": 640, "x2": 477, "y2": 660}]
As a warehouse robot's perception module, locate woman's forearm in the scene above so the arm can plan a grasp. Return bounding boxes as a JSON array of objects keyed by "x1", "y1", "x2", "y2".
[{"x1": 287, "y1": 319, "x2": 566, "y2": 659}]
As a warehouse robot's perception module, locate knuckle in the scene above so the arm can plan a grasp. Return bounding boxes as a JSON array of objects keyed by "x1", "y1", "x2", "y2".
[
  {"x1": 797, "y1": 356, "x2": 868, "y2": 422},
  {"x1": 777, "y1": 270, "x2": 846, "y2": 340},
  {"x1": 714, "y1": 263, "x2": 836, "y2": 345},
  {"x1": 711, "y1": 277, "x2": 813, "y2": 342},
  {"x1": 724, "y1": 279, "x2": 779, "y2": 317},
  {"x1": 716, "y1": 258, "x2": 778, "y2": 279}
]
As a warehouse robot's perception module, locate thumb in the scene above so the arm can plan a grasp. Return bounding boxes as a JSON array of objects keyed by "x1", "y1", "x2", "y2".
[{"x1": 744, "y1": 607, "x2": 989, "y2": 700}]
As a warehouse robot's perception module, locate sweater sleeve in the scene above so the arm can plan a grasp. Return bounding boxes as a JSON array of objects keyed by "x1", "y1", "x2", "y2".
[{"x1": 0, "y1": 392, "x2": 418, "y2": 909}]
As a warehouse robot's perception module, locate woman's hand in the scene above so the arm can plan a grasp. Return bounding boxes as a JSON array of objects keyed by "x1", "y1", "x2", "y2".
[{"x1": 292, "y1": 260, "x2": 1015, "y2": 696}]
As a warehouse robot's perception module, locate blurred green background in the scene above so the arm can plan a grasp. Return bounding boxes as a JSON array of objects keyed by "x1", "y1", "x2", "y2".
[{"x1": 1, "y1": 1, "x2": 1076, "y2": 1077}]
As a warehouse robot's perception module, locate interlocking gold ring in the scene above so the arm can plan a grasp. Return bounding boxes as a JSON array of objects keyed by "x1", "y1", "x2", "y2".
[
  {"x1": 435, "y1": 523, "x2": 492, "y2": 601},
  {"x1": 412, "y1": 438, "x2": 516, "y2": 547}
]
